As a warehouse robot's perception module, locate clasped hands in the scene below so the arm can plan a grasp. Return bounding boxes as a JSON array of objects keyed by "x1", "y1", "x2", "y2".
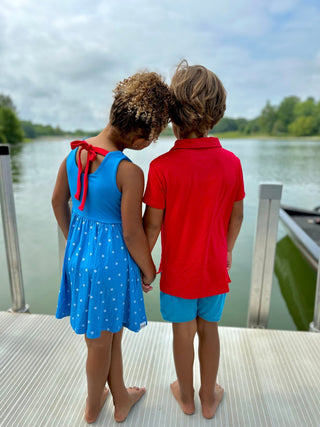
[{"x1": 141, "y1": 272, "x2": 155, "y2": 293}]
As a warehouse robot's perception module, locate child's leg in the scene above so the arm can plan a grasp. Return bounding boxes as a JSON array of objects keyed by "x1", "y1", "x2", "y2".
[
  {"x1": 197, "y1": 318, "x2": 224, "y2": 419},
  {"x1": 171, "y1": 320, "x2": 197, "y2": 415},
  {"x1": 107, "y1": 328, "x2": 145, "y2": 423},
  {"x1": 84, "y1": 331, "x2": 113, "y2": 423}
]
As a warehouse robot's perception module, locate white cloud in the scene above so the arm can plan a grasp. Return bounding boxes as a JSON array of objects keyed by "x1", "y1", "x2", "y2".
[
  {"x1": 1, "y1": 0, "x2": 319, "y2": 130},
  {"x1": 268, "y1": 0, "x2": 299, "y2": 14}
]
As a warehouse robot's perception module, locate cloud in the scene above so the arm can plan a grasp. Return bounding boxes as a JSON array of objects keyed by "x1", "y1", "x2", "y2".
[{"x1": 1, "y1": 0, "x2": 319, "y2": 130}]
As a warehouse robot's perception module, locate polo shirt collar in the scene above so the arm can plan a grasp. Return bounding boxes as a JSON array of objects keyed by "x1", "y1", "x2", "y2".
[{"x1": 173, "y1": 137, "x2": 221, "y2": 150}]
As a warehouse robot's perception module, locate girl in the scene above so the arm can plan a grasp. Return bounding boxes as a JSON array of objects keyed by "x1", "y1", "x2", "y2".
[{"x1": 52, "y1": 71, "x2": 172, "y2": 423}]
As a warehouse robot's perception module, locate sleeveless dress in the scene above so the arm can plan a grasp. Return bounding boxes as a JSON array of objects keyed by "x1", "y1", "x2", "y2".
[{"x1": 56, "y1": 141, "x2": 147, "y2": 338}]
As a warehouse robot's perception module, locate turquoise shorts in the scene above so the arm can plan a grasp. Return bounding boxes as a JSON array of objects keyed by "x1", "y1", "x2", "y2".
[{"x1": 160, "y1": 291, "x2": 227, "y2": 323}]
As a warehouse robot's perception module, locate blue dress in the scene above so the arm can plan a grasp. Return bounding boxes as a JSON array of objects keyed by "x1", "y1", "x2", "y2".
[{"x1": 56, "y1": 146, "x2": 147, "y2": 338}]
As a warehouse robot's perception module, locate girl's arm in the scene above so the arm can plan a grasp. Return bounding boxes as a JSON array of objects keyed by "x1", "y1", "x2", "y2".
[
  {"x1": 143, "y1": 206, "x2": 164, "y2": 251},
  {"x1": 117, "y1": 160, "x2": 156, "y2": 285},
  {"x1": 52, "y1": 158, "x2": 71, "y2": 239},
  {"x1": 226, "y1": 199, "x2": 244, "y2": 270}
]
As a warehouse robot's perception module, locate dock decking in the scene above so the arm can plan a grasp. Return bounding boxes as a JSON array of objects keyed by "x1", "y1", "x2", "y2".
[{"x1": 1, "y1": 311, "x2": 320, "y2": 426}]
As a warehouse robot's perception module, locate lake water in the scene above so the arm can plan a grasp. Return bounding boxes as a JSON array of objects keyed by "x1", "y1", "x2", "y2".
[{"x1": 0, "y1": 137, "x2": 319, "y2": 330}]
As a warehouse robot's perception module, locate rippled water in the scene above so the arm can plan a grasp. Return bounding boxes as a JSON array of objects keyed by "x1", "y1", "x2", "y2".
[{"x1": 1, "y1": 137, "x2": 319, "y2": 330}]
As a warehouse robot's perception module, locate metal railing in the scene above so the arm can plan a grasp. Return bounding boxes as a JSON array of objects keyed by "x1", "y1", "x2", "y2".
[
  {"x1": 247, "y1": 183, "x2": 282, "y2": 328},
  {"x1": 310, "y1": 257, "x2": 320, "y2": 332},
  {"x1": 0, "y1": 145, "x2": 29, "y2": 313}
]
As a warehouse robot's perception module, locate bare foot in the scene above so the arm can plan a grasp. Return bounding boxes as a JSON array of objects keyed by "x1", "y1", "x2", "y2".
[
  {"x1": 85, "y1": 387, "x2": 109, "y2": 424},
  {"x1": 170, "y1": 380, "x2": 195, "y2": 415},
  {"x1": 199, "y1": 383, "x2": 224, "y2": 419},
  {"x1": 114, "y1": 387, "x2": 146, "y2": 423}
]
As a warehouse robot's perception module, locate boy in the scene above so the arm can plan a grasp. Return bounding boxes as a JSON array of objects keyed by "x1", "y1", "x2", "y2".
[{"x1": 143, "y1": 60, "x2": 244, "y2": 419}]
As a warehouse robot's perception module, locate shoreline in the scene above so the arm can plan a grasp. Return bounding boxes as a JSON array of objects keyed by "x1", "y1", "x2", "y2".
[
  {"x1": 210, "y1": 132, "x2": 320, "y2": 141},
  {"x1": 1, "y1": 133, "x2": 320, "y2": 146}
]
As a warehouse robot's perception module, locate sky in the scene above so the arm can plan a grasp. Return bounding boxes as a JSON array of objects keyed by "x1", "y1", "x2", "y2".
[{"x1": 1, "y1": 0, "x2": 320, "y2": 131}]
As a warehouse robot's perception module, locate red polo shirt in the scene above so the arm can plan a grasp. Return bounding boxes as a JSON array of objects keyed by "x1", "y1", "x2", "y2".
[{"x1": 143, "y1": 137, "x2": 245, "y2": 298}]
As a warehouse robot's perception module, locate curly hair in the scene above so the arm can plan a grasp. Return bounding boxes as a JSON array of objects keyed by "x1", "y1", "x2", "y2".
[
  {"x1": 110, "y1": 71, "x2": 172, "y2": 142},
  {"x1": 170, "y1": 60, "x2": 226, "y2": 137}
]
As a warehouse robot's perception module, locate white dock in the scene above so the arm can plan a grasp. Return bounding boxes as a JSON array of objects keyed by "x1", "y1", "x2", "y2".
[{"x1": 1, "y1": 311, "x2": 320, "y2": 427}]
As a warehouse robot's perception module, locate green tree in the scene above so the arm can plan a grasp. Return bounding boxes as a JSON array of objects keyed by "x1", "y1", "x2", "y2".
[
  {"x1": 315, "y1": 101, "x2": 320, "y2": 133},
  {"x1": 244, "y1": 118, "x2": 260, "y2": 134},
  {"x1": 258, "y1": 101, "x2": 277, "y2": 134},
  {"x1": 293, "y1": 97, "x2": 316, "y2": 118},
  {"x1": 277, "y1": 96, "x2": 300, "y2": 131},
  {"x1": 272, "y1": 119, "x2": 286, "y2": 134},
  {"x1": 235, "y1": 118, "x2": 248, "y2": 132},
  {"x1": 213, "y1": 117, "x2": 248, "y2": 133},
  {"x1": 20, "y1": 120, "x2": 37, "y2": 138},
  {"x1": 288, "y1": 116, "x2": 317, "y2": 136},
  {"x1": 214, "y1": 118, "x2": 238, "y2": 132},
  {"x1": 0, "y1": 107, "x2": 24, "y2": 144},
  {"x1": 0, "y1": 128, "x2": 7, "y2": 143},
  {"x1": 0, "y1": 94, "x2": 16, "y2": 112}
]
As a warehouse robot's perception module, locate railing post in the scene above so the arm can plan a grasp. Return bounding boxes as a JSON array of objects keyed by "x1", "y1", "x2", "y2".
[
  {"x1": 247, "y1": 183, "x2": 282, "y2": 328},
  {"x1": 310, "y1": 257, "x2": 320, "y2": 332},
  {"x1": 0, "y1": 145, "x2": 29, "y2": 313}
]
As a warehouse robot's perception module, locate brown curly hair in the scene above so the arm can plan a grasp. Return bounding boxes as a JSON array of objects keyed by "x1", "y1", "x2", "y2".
[
  {"x1": 110, "y1": 71, "x2": 172, "y2": 142},
  {"x1": 170, "y1": 60, "x2": 226, "y2": 138}
]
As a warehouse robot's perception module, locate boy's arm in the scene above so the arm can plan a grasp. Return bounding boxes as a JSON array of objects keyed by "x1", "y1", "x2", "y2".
[
  {"x1": 226, "y1": 200, "x2": 244, "y2": 270},
  {"x1": 143, "y1": 206, "x2": 164, "y2": 251},
  {"x1": 52, "y1": 158, "x2": 71, "y2": 239}
]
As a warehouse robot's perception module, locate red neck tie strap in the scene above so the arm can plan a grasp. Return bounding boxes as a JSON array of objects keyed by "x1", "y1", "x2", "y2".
[{"x1": 70, "y1": 140, "x2": 108, "y2": 210}]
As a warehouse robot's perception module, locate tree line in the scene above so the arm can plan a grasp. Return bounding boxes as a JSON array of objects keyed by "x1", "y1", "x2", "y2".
[
  {"x1": 214, "y1": 96, "x2": 320, "y2": 136},
  {"x1": 0, "y1": 94, "x2": 319, "y2": 144}
]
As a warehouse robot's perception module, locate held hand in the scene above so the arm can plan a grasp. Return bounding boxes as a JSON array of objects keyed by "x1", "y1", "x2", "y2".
[
  {"x1": 227, "y1": 251, "x2": 232, "y2": 271},
  {"x1": 141, "y1": 272, "x2": 155, "y2": 293},
  {"x1": 142, "y1": 282, "x2": 153, "y2": 293}
]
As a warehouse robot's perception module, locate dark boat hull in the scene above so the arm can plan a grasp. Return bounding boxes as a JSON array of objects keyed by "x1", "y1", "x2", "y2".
[{"x1": 279, "y1": 205, "x2": 320, "y2": 270}]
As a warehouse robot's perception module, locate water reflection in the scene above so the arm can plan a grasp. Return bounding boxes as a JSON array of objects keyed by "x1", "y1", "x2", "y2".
[
  {"x1": 8, "y1": 143, "x2": 24, "y2": 183},
  {"x1": 275, "y1": 235, "x2": 316, "y2": 330}
]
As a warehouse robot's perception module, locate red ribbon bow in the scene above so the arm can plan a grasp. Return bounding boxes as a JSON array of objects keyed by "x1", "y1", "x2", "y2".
[
  {"x1": 70, "y1": 141, "x2": 98, "y2": 211},
  {"x1": 70, "y1": 140, "x2": 109, "y2": 210}
]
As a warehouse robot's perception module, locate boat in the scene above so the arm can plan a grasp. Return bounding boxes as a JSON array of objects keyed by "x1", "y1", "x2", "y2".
[
  {"x1": 275, "y1": 235, "x2": 316, "y2": 330},
  {"x1": 279, "y1": 205, "x2": 320, "y2": 270}
]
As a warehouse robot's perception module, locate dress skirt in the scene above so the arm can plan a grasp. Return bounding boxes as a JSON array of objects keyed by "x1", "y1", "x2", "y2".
[{"x1": 56, "y1": 212, "x2": 147, "y2": 338}]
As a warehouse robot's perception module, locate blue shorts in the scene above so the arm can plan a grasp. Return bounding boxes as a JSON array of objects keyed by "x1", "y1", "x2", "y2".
[{"x1": 160, "y1": 291, "x2": 227, "y2": 323}]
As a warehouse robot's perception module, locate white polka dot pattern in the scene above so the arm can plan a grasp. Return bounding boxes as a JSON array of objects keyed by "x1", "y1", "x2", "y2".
[{"x1": 56, "y1": 213, "x2": 147, "y2": 338}]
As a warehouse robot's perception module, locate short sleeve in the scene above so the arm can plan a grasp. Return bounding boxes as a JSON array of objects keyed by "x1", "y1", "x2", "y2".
[
  {"x1": 235, "y1": 159, "x2": 245, "y2": 201},
  {"x1": 143, "y1": 160, "x2": 166, "y2": 209}
]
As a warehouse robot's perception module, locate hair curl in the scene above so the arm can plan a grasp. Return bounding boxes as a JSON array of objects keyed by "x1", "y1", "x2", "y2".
[
  {"x1": 170, "y1": 60, "x2": 226, "y2": 137},
  {"x1": 110, "y1": 72, "x2": 172, "y2": 142}
]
